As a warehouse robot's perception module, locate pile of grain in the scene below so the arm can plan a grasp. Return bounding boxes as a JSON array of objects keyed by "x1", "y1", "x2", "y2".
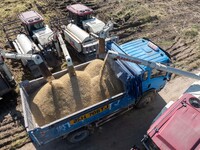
[
  {"x1": 84, "y1": 59, "x2": 104, "y2": 78},
  {"x1": 31, "y1": 59, "x2": 123, "y2": 126}
]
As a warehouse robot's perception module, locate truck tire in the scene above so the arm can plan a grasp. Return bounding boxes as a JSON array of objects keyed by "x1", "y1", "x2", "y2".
[
  {"x1": 67, "y1": 128, "x2": 90, "y2": 143},
  {"x1": 136, "y1": 90, "x2": 156, "y2": 108}
]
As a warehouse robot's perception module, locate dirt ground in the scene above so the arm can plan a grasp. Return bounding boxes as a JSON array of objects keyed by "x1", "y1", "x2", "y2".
[
  {"x1": 1, "y1": 0, "x2": 200, "y2": 149},
  {"x1": 2, "y1": 0, "x2": 200, "y2": 81}
]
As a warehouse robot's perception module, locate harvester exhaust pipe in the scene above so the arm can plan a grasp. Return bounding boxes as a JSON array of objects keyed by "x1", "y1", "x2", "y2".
[{"x1": 98, "y1": 38, "x2": 106, "y2": 58}]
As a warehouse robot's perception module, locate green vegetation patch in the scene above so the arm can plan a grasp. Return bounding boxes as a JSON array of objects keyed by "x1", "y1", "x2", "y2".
[{"x1": 184, "y1": 28, "x2": 198, "y2": 38}]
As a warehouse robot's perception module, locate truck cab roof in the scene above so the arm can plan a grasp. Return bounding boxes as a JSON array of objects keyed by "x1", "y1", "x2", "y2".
[
  {"x1": 120, "y1": 39, "x2": 170, "y2": 70},
  {"x1": 108, "y1": 38, "x2": 171, "y2": 75},
  {"x1": 147, "y1": 93, "x2": 200, "y2": 150},
  {"x1": 67, "y1": 4, "x2": 93, "y2": 16},
  {"x1": 19, "y1": 10, "x2": 44, "y2": 25}
]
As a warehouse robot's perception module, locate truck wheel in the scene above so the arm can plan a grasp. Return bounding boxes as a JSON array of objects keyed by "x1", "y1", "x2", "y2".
[
  {"x1": 67, "y1": 129, "x2": 90, "y2": 143},
  {"x1": 136, "y1": 91, "x2": 155, "y2": 108}
]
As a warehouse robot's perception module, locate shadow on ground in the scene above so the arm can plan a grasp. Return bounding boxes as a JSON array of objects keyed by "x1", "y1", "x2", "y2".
[
  {"x1": 0, "y1": 91, "x2": 19, "y2": 119},
  {"x1": 0, "y1": 92, "x2": 29, "y2": 150}
]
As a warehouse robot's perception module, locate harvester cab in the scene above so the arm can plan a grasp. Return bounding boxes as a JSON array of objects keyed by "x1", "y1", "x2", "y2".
[
  {"x1": 67, "y1": 4, "x2": 105, "y2": 34},
  {"x1": 19, "y1": 11, "x2": 45, "y2": 36},
  {"x1": 18, "y1": 11, "x2": 55, "y2": 49}
]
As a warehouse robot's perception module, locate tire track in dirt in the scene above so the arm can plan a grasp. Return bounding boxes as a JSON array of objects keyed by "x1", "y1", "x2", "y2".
[
  {"x1": 166, "y1": 37, "x2": 199, "y2": 70},
  {"x1": 0, "y1": 113, "x2": 31, "y2": 150},
  {"x1": 45, "y1": 0, "x2": 97, "y2": 15},
  {"x1": 0, "y1": 95, "x2": 31, "y2": 150},
  {"x1": 0, "y1": 121, "x2": 25, "y2": 137},
  {"x1": 0, "y1": 122, "x2": 17, "y2": 133}
]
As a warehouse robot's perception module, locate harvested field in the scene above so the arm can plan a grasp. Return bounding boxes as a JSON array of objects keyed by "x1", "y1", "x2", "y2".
[{"x1": 1, "y1": 0, "x2": 200, "y2": 149}]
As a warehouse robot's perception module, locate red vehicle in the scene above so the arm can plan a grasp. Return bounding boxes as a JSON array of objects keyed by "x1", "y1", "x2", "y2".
[{"x1": 142, "y1": 93, "x2": 200, "y2": 150}]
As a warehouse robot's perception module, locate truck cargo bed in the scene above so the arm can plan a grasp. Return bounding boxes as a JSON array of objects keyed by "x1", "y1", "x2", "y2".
[{"x1": 20, "y1": 59, "x2": 138, "y2": 146}]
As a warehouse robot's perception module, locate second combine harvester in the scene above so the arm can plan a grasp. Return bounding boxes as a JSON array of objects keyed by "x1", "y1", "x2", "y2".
[
  {"x1": 51, "y1": 3, "x2": 118, "y2": 62},
  {"x1": 3, "y1": 11, "x2": 62, "y2": 77}
]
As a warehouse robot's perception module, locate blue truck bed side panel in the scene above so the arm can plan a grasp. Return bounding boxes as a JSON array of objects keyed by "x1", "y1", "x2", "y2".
[{"x1": 29, "y1": 93, "x2": 134, "y2": 145}]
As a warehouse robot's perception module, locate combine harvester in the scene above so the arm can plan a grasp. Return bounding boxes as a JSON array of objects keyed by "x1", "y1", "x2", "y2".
[
  {"x1": 50, "y1": 3, "x2": 118, "y2": 62},
  {"x1": 17, "y1": 37, "x2": 200, "y2": 146},
  {"x1": 3, "y1": 11, "x2": 62, "y2": 77},
  {"x1": 2, "y1": 6, "x2": 117, "y2": 78}
]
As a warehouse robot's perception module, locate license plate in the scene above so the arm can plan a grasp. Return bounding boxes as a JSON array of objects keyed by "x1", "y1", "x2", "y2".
[{"x1": 70, "y1": 105, "x2": 109, "y2": 125}]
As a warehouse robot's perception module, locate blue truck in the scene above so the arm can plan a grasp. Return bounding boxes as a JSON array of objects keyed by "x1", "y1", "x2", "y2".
[{"x1": 20, "y1": 38, "x2": 172, "y2": 146}]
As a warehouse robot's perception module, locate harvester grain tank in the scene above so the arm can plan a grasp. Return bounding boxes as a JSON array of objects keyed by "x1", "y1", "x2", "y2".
[{"x1": 3, "y1": 11, "x2": 61, "y2": 77}]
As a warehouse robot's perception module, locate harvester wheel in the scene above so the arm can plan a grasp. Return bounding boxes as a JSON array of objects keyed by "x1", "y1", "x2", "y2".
[
  {"x1": 67, "y1": 128, "x2": 90, "y2": 143},
  {"x1": 136, "y1": 90, "x2": 156, "y2": 108}
]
